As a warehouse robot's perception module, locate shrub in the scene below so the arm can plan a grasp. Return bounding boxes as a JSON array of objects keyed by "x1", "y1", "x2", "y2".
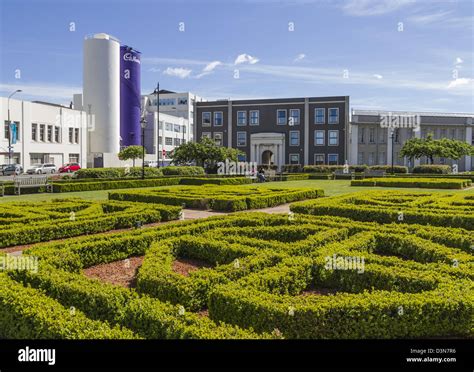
[
  {"x1": 351, "y1": 178, "x2": 470, "y2": 190},
  {"x1": 52, "y1": 177, "x2": 180, "y2": 192},
  {"x1": 369, "y1": 165, "x2": 408, "y2": 174},
  {"x1": 75, "y1": 167, "x2": 163, "y2": 179},
  {"x1": 281, "y1": 164, "x2": 303, "y2": 173},
  {"x1": 109, "y1": 186, "x2": 324, "y2": 212},
  {"x1": 413, "y1": 165, "x2": 451, "y2": 174},
  {"x1": 0, "y1": 199, "x2": 181, "y2": 247},
  {"x1": 161, "y1": 166, "x2": 205, "y2": 176}
]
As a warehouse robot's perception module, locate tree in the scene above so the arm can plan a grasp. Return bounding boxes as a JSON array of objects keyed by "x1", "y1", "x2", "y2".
[
  {"x1": 400, "y1": 134, "x2": 473, "y2": 165},
  {"x1": 118, "y1": 145, "x2": 145, "y2": 167},
  {"x1": 171, "y1": 137, "x2": 244, "y2": 172}
]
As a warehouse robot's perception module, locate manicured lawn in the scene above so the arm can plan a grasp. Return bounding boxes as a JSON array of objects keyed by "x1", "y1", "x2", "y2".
[{"x1": 0, "y1": 179, "x2": 472, "y2": 203}]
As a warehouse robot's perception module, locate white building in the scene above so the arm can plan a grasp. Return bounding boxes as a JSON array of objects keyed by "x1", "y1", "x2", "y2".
[
  {"x1": 0, "y1": 97, "x2": 87, "y2": 170},
  {"x1": 142, "y1": 90, "x2": 201, "y2": 164},
  {"x1": 349, "y1": 110, "x2": 474, "y2": 171}
]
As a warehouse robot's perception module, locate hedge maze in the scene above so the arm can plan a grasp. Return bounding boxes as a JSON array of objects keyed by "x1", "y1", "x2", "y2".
[
  {"x1": 0, "y1": 198, "x2": 181, "y2": 247},
  {"x1": 1, "y1": 203, "x2": 472, "y2": 339},
  {"x1": 290, "y1": 191, "x2": 474, "y2": 229},
  {"x1": 109, "y1": 186, "x2": 324, "y2": 212}
]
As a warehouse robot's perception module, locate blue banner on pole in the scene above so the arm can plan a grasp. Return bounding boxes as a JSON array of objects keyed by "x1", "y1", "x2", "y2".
[{"x1": 10, "y1": 123, "x2": 17, "y2": 145}]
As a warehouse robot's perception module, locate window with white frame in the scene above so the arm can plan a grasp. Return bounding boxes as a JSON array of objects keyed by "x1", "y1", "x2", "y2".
[
  {"x1": 237, "y1": 111, "x2": 247, "y2": 126},
  {"x1": 289, "y1": 153, "x2": 300, "y2": 165},
  {"x1": 214, "y1": 112, "x2": 223, "y2": 126},
  {"x1": 47, "y1": 125, "x2": 53, "y2": 142},
  {"x1": 328, "y1": 130, "x2": 339, "y2": 146},
  {"x1": 289, "y1": 109, "x2": 300, "y2": 126},
  {"x1": 250, "y1": 110, "x2": 259, "y2": 125},
  {"x1": 31, "y1": 123, "x2": 38, "y2": 141},
  {"x1": 369, "y1": 128, "x2": 375, "y2": 143},
  {"x1": 165, "y1": 123, "x2": 172, "y2": 131},
  {"x1": 201, "y1": 132, "x2": 211, "y2": 139},
  {"x1": 314, "y1": 154, "x2": 325, "y2": 165},
  {"x1": 314, "y1": 130, "x2": 325, "y2": 146},
  {"x1": 328, "y1": 108, "x2": 339, "y2": 124},
  {"x1": 277, "y1": 109, "x2": 287, "y2": 125},
  {"x1": 237, "y1": 131, "x2": 247, "y2": 147},
  {"x1": 328, "y1": 154, "x2": 339, "y2": 165},
  {"x1": 74, "y1": 128, "x2": 79, "y2": 144},
  {"x1": 54, "y1": 126, "x2": 60, "y2": 143},
  {"x1": 358, "y1": 152, "x2": 364, "y2": 164},
  {"x1": 202, "y1": 112, "x2": 211, "y2": 127},
  {"x1": 214, "y1": 132, "x2": 223, "y2": 146},
  {"x1": 165, "y1": 137, "x2": 173, "y2": 145},
  {"x1": 314, "y1": 108, "x2": 325, "y2": 124},
  {"x1": 289, "y1": 131, "x2": 300, "y2": 146}
]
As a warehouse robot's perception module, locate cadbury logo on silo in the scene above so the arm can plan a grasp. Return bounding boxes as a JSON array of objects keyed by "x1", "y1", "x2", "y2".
[{"x1": 123, "y1": 52, "x2": 140, "y2": 64}]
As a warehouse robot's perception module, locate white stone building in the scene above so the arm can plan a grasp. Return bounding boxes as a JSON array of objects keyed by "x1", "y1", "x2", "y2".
[{"x1": 0, "y1": 97, "x2": 88, "y2": 170}]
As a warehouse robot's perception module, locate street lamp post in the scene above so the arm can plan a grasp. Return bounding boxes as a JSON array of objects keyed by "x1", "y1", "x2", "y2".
[
  {"x1": 390, "y1": 128, "x2": 395, "y2": 174},
  {"x1": 141, "y1": 117, "x2": 147, "y2": 180},
  {"x1": 153, "y1": 82, "x2": 160, "y2": 168},
  {"x1": 7, "y1": 89, "x2": 22, "y2": 165}
]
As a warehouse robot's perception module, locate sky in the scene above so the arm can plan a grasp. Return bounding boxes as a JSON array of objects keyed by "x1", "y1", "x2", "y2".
[{"x1": 0, "y1": 0, "x2": 473, "y2": 112}]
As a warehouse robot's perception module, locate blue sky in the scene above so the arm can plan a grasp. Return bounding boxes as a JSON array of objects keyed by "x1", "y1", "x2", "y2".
[{"x1": 0, "y1": 0, "x2": 473, "y2": 112}]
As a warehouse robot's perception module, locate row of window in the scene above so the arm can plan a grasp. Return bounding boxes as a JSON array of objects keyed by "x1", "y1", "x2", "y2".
[
  {"x1": 289, "y1": 153, "x2": 339, "y2": 165},
  {"x1": 201, "y1": 130, "x2": 340, "y2": 147},
  {"x1": 358, "y1": 127, "x2": 468, "y2": 145},
  {"x1": 159, "y1": 122, "x2": 187, "y2": 133},
  {"x1": 158, "y1": 137, "x2": 187, "y2": 146},
  {"x1": 201, "y1": 108, "x2": 340, "y2": 127},
  {"x1": 30, "y1": 124, "x2": 80, "y2": 144}
]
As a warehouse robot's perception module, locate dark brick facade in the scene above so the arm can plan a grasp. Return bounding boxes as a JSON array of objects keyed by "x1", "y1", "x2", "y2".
[{"x1": 195, "y1": 96, "x2": 349, "y2": 167}]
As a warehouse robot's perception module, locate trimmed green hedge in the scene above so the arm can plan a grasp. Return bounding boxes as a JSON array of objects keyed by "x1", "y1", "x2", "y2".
[
  {"x1": 179, "y1": 177, "x2": 253, "y2": 185},
  {"x1": 52, "y1": 177, "x2": 180, "y2": 192},
  {"x1": 109, "y1": 186, "x2": 324, "y2": 212},
  {"x1": 290, "y1": 191, "x2": 474, "y2": 230},
  {"x1": 161, "y1": 166, "x2": 205, "y2": 176},
  {"x1": 413, "y1": 165, "x2": 451, "y2": 174},
  {"x1": 0, "y1": 273, "x2": 139, "y2": 339},
  {"x1": 0, "y1": 199, "x2": 181, "y2": 247},
  {"x1": 75, "y1": 167, "x2": 163, "y2": 179},
  {"x1": 368, "y1": 165, "x2": 408, "y2": 174},
  {"x1": 351, "y1": 178, "x2": 471, "y2": 189}
]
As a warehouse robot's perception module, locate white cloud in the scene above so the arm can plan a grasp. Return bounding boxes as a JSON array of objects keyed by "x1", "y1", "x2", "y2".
[
  {"x1": 234, "y1": 53, "x2": 259, "y2": 65},
  {"x1": 202, "y1": 61, "x2": 222, "y2": 73},
  {"x1": 293, "y1": 53, "x2": 306, "y2": 62},
  {"x1": 163, "y1": 67, "x2": 192, "y2": 79},
  {"x1": 196, "y1": 61, "x2": 222, "y2": 78},
  {"x1": 342, "y1": 0, "x2": 413, "y2": 17},
  {"x1": 373, "y1": 74, "x2": 383, "y2": 79},
  {"x1": 447, "y1": 78, "x2": 472, "y2": 89},
  {"x1": 408, "y1": 10, "x2": 453, "y2": 25}
]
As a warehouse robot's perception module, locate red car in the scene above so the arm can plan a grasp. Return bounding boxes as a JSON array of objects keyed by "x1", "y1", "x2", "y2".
[{"x1": 59, "y1": 163, "x2": 81, "y2": 173}]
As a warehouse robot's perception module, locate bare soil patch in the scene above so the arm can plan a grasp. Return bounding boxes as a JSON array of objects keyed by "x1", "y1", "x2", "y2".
[
  {"x1": 172, "y1": 257, "x2": 213, "y2": 277},
  {"x1": 83, "y1": 256, "x2": 144, "y2": 288}
]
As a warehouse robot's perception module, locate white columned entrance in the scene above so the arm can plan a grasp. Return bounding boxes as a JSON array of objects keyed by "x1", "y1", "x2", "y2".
[{"x1": 250, "y1": 133, "x2": 285, "y2": 171}]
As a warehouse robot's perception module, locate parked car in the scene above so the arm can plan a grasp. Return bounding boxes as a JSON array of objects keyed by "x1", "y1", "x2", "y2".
[
  {"x1": 3, "y1": 164, "x2": 23, "y2": 176},
  {"x1": 26, "y1": 163, "x2": 56, "y2": 174},
  {"x1": 0, "y1": 164, "x2": 10, "y2": 176},
  {"x1": 59, "y1": 163, "x2": 81, "y2": 173}
]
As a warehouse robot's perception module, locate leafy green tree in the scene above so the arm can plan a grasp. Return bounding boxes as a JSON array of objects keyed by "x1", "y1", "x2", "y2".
[
  {"x1": 118, "y1": 145, "x2": 145, "y2": 167},
  {"x1": 171, "y1": 137, "x2": 243, "y2": 172},
  {"x1": 401, "y1": 134, "x2": 473, "y2": 165}
]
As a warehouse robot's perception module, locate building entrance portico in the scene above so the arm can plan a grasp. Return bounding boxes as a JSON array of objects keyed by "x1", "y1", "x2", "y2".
[{"x1": 250, "y1": 133, "x2": 285, "y2": 170}]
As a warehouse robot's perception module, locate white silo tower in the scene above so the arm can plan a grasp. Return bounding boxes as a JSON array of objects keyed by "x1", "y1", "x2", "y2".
[{"x1": 83, "y1": 33, "x2": 120, "y2": 156}]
